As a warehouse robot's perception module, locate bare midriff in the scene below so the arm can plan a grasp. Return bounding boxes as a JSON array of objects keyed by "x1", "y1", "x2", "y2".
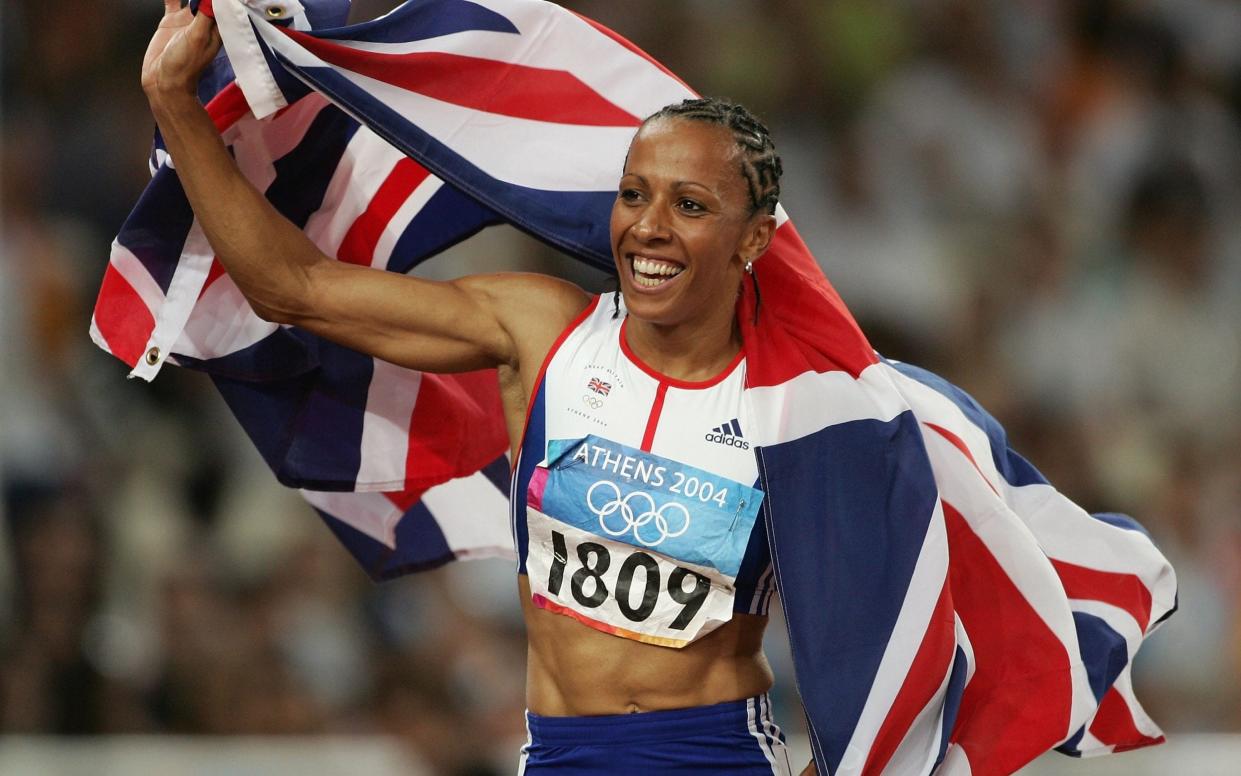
[{"x1": 519, "y1": 575, "x2": 774, "y2": 716}]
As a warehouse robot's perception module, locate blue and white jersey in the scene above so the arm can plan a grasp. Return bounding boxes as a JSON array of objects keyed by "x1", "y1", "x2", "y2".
[{"x1": 511, "y1": 296, "x2": 776, "y2": 648}]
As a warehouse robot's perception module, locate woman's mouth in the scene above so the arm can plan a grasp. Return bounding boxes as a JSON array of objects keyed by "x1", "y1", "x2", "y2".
[{"x1": 630, "y1": 255, "x2": 685, "y2": 288}]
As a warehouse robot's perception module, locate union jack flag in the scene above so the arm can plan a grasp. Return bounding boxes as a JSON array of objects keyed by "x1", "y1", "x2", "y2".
[
  {"x1": 587, "y1": 378, "x2": 612, "y2": 396},
  {"x1": 92, "y1": 1, "x2": 1176, "y2": 773}
]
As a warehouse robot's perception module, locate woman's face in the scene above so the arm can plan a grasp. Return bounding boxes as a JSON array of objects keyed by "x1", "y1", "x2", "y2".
[{"x1": 610, "y1": 117, "x2": 773, "y2": 327}]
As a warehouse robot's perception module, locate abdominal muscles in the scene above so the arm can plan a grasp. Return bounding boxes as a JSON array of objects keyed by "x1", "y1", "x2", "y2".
[{"x1": 519, "y1": 575, "x2": 774, "y2": 716}]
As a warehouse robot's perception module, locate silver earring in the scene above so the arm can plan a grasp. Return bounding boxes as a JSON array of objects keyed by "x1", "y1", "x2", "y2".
[{"x1": 744, "y1": 260, "x2": 754, "y2": 274}]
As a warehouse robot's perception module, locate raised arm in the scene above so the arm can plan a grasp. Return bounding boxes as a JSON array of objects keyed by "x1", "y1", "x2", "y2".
[{"x1": 140, "y1": 4, "x2": 590, "y2": 374}]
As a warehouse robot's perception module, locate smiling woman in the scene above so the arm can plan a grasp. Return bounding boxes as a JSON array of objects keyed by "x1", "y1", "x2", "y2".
[
  {"x1": 140, "y1": 5, "x2": 800, "y2": 773},
  {"x1": 509, "y1": 101, "x2": 795, "y2": 773},
  {"x1": 510, "y1": 102, "x2": 793, "y2": 771}
]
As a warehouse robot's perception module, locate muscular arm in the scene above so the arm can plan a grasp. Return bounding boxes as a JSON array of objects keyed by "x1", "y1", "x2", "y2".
[{"x1": 142, "y1": 6, "x2": 588, "y2": 373}]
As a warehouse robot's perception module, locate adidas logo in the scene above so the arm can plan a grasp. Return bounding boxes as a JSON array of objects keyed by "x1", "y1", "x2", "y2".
[{"x1": 705, "y1": 418, "x2": 750, "y2": 450}]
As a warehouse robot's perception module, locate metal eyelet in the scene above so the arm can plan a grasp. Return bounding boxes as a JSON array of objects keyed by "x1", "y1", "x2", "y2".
[
  {"x1": 265, "y1": 5, "x2": 286, "y2": 18},
  {"x1": 145, "y1": 346, "x2": 161, "y2": 366}
]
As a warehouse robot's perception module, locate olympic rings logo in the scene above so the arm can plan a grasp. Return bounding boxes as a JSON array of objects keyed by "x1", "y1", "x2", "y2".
[
  {"x1": 582, "y1": 395, "x2": 604, "y2": 410},
  {"x1": 586, "y1": 480, "x2": 691, "y2": 547}
]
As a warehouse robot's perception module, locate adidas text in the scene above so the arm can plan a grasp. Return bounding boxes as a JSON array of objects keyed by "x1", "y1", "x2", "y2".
[{"x1": 704, "y1": 432, "x2": 750, "y2": 450}]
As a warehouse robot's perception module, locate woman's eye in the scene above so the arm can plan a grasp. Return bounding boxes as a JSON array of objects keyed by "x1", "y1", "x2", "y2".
[
  {"x1": 619, "y1": 189, "x2": 641, "y2": 202},
  {"x1": 678, "y1": 199, "x2": 705, "y2": 213}
]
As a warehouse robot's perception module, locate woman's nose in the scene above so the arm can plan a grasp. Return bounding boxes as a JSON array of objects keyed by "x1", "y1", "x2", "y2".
[{"x1": 633, "y1": 204, "x2": 669, "y2": 241}]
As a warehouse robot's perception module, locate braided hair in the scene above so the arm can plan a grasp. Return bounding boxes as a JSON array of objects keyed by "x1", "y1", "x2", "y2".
[{"x1": 643, "y1": 97, "x2": 783, "y2": 216}]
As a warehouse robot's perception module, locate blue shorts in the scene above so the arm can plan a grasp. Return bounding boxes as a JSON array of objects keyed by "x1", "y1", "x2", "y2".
[{"x1": 518, "y1": 694, "x2": 793, "y2": 774}]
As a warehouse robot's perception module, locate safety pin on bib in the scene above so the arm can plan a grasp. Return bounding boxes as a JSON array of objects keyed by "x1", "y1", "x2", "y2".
[{"x1": 729, "y1": 499, "x2": 747, "y2": 532}]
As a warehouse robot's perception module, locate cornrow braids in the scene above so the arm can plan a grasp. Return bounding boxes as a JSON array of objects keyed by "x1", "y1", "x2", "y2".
[{"x1": 644, "y1": 97, "x2": 783, "y2": 215}]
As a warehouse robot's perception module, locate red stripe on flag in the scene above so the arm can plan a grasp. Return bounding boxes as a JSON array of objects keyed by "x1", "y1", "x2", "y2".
[
  {"x1": 337, "y1": 157, "x2": 432, "y2": 266},
  {"x1": 925, "y1": 422, "x2": 998, "y2": 495},
  {"x1": 281, "y1": 29, "x2": 642, "y2": 127},
  {"x1": 204, "y1": 79, "x2": 309, "y2": 134},
  {"x1": 863, "y1": 580, "x2": 957, "y2": 775},
  {"x1": 1051, "y1": 559, "x2": 1153, "y2": 632},
  {"x1": 1088, "y1": 687, "x2": 1164, "y2": 752},
  {"x1": 944, "y1": 501, "x2": 1073, "y2": 775},
  {"x1": 205, "y1": 82, "x2": 251, "y2": 133},
  {"x1": 403, "y1": 369, "x2": 509, "y2": 492},
  {"x1": 739, "y1": 223, "x2": 877, "y2": 385},
  {"x1": 93, "y1": 266, "x2": 156, "y2": 368}
]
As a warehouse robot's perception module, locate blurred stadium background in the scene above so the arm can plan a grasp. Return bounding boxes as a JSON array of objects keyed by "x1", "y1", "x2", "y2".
[{"x1": 1, "y1": 0, "x2": 1238, "y2": 773}]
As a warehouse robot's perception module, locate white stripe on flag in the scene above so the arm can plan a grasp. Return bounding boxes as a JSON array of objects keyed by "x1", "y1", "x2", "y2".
[
  {"x1": 130, "y1": 219, "x2": 217, "y2": 380},
  {"x1": 881, "y1": 660, "x2": 955, "y2": 776},
  {"x1": 1008, "y1": 482, "x2": 1178, "y2": 615},
  {"x1": 87, "y1": 315, "x2": 109, "y2": 357},
  {"x1": 300, "y1": 489, "x2": 402, "y2": 547},
  {"x1": 108, "y1": 241, "x2": 167, "y2": 313},
  {"x1": 173, "y1": 272, "x2": 280, "y2": 360},
  {"x1": 1076, "y1": 729, "x2": 1111, "y2": 756},
  {"x1": 883, "y1": 363, "x2": 1003, "y2": 490},
  {"x1": 304, "y1": 127, "x2": 409, "y2": 257},
  {"x1": 1067, "y1": 598, "x2": 1144, "y2": 658},
  {"x1": 355, "y1": 360, "x2": 421, "y2": 490},
  {"x1": 215, "y1": 0, "x2": 288, "y2": 118},
  {"x1": 152, "y1": 147, "x2": 171, "y2": 173},
  {"x1": 955, "y1": 611, "x2": 977, "y2": 688},
  {"x1": 746, "y1": 361, "x2": 909, "y2": 447},
  {"x1": 834, "y1": 500, "x2": 950, "y2": 776},
  {"x1": 419, "y1": 468, "x2": 516, "y2": 561},
  {"x1": 371, "y1": 175, "x2": 445, "y2": 269}
]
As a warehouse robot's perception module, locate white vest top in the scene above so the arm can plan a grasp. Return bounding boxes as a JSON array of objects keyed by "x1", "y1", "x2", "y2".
[{"x1": 511, "y1": 296, "x2": 776, "y2": 648}]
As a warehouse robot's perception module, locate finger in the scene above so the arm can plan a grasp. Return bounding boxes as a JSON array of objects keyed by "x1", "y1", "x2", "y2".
[
  {"x1": 163, "y1": 0, "x2": 181, "y2": 15},
  {"x1": 187, "y1": 9, "x2": 217, "y2": 39},
  {"x1": 207, "y1": 24, "x2": 223, "y2": 55}
]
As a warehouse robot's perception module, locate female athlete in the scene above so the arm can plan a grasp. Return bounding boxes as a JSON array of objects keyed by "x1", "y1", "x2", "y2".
[{"x1": 144, "y1": 4, "x2": 806, "y2": 773}]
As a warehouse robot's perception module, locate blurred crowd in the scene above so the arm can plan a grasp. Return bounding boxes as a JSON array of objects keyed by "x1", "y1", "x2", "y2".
[{"x1": 2, "y1": 0, "x2": 1239, "y2": 772}]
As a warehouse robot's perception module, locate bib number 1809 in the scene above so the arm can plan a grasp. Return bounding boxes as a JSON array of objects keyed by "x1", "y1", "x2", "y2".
[{"x1": 547, "y1": 530, "x2": 710, "y2": 629}]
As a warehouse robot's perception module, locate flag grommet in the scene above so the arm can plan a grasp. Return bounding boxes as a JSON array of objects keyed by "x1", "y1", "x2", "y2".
[{"x1": 145, "y1": 346, "x2": 161, "y2": 366}]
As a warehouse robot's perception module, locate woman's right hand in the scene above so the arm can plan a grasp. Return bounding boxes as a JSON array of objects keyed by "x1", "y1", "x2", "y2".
[{"x1": 141, "y1": 0, "x2": 221, "y2": 102}]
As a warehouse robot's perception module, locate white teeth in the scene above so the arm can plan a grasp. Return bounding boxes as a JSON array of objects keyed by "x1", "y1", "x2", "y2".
[{"x1": 632, "y1": 257, "x2": 683, "y2": 282}]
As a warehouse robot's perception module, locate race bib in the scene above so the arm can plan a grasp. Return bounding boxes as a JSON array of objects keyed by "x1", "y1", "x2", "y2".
[{"x1": 525, "y1": 435, "x2": 764, "y2": 648}]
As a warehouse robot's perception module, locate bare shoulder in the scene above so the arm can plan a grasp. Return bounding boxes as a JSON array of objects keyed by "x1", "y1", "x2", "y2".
[{"x1": 455, "y1": 273, "x2": 593, "y2": 432}]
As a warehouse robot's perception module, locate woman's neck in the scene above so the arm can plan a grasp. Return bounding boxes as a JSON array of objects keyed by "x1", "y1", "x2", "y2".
[{"x1": 623, "y1": 308, "x2": 741, "y2": 382}]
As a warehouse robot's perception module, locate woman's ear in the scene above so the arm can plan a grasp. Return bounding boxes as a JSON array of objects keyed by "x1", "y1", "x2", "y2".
[{"x1": 741, "y1": 213, "x2": 777, "y2": 264}]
